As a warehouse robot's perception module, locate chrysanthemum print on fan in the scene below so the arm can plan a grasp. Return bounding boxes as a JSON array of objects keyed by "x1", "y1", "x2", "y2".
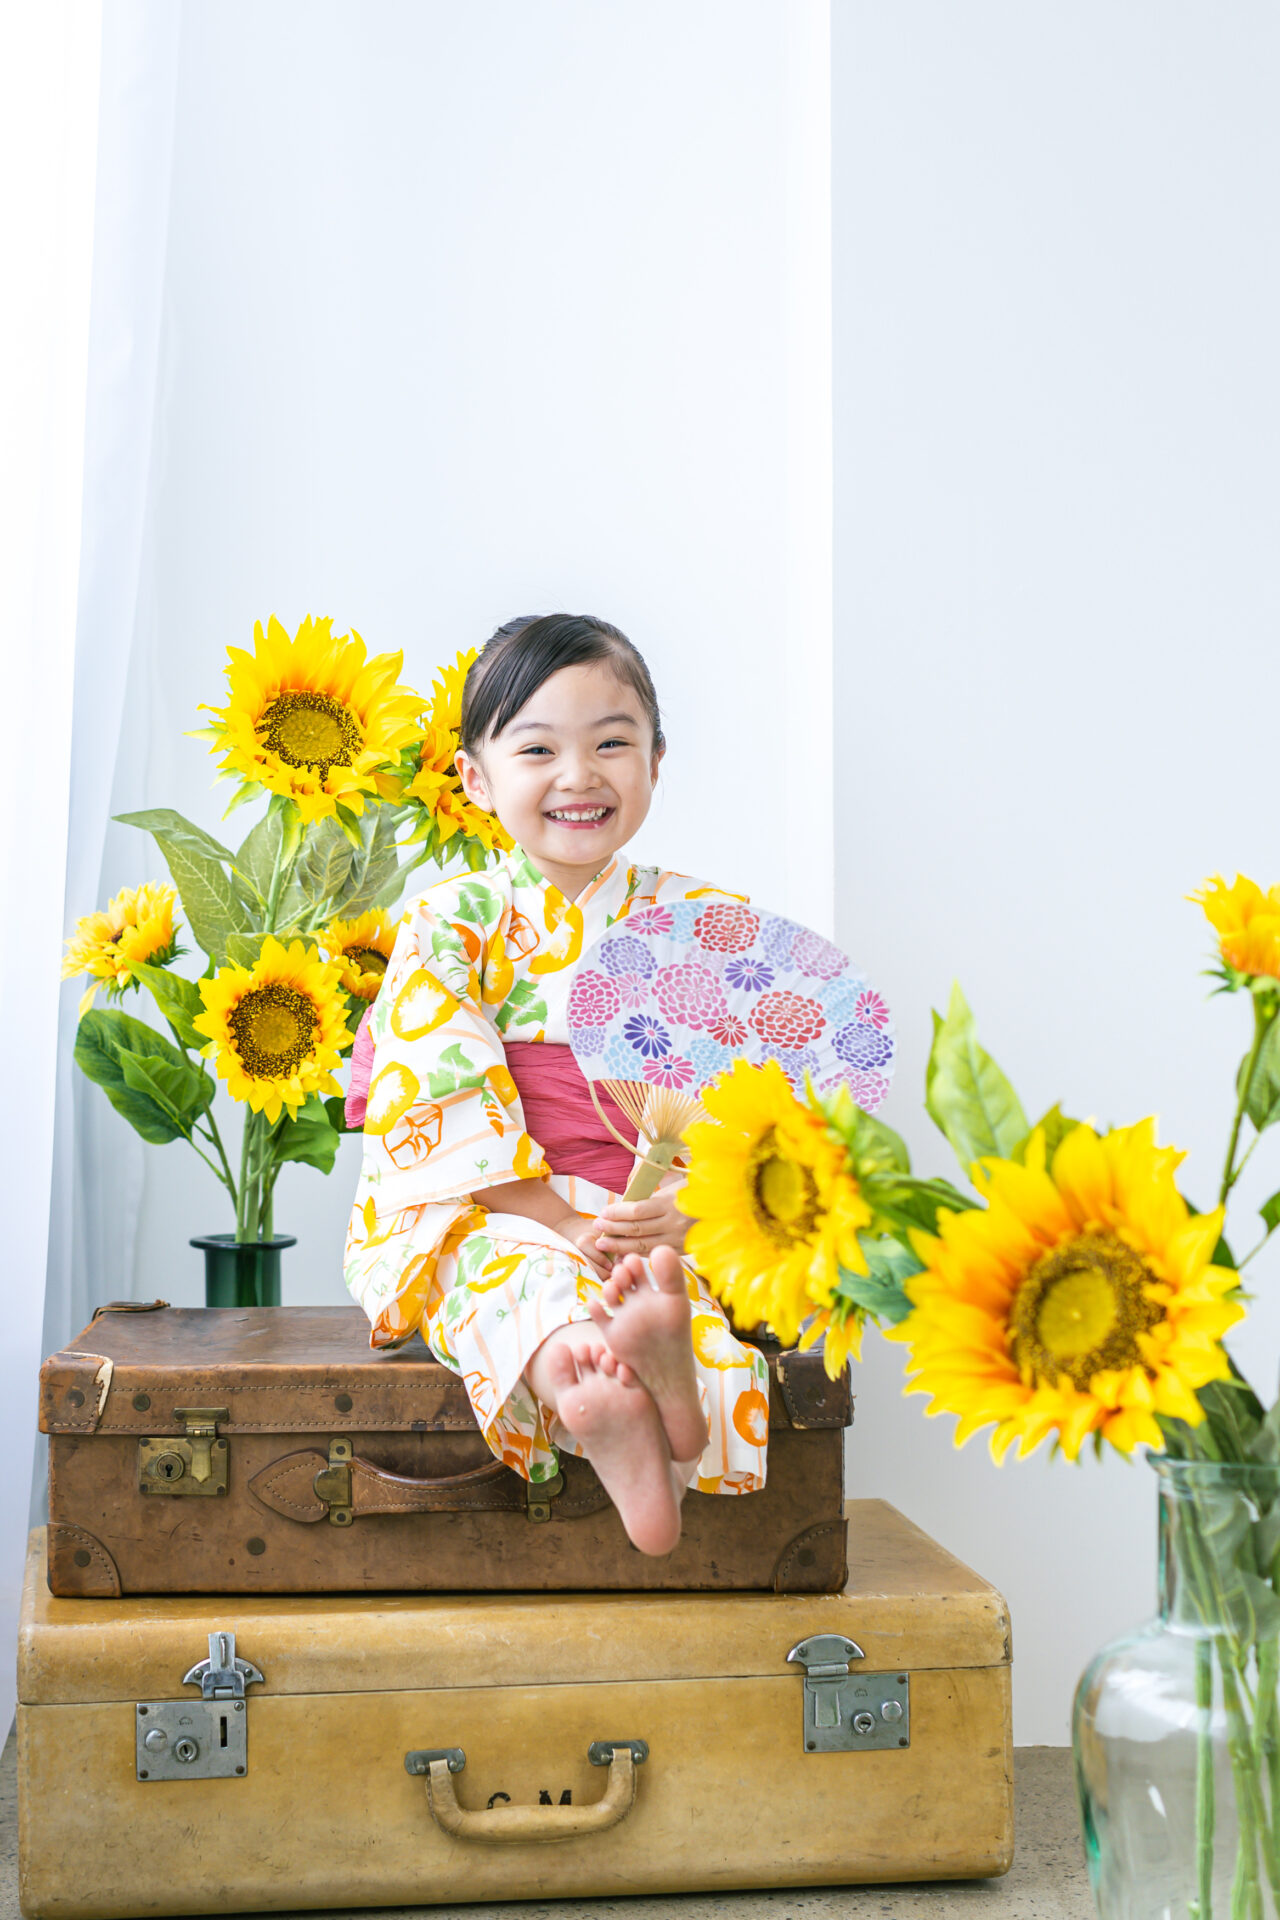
[{"x1": 566, "y1": 898, "x2": 895, "y2": 1198}]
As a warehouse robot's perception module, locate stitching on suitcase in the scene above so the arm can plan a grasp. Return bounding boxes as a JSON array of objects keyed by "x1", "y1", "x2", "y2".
[
  {"x1": 52, "y1": 1526, "x2": 120, "y2": 1595},
  {"x1": 775, "y1": 1521, "x2": 843, "y2": 1586},
  {"x1": 252, "y1": 1459, "x2": 325, "y2": 1516}
]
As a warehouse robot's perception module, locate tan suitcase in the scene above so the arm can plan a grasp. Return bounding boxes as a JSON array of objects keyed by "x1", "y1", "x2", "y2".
[
  {"x1": 16, "y1": 1502, "x2": 1013, "y2": 1916},
  {"x1": 41, "y1": 1302, "x2": 850, "y2": 1597}
]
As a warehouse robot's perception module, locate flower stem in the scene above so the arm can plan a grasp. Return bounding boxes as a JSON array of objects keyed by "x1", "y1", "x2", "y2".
[
  {"x1": 1196, "y1": 1635, "x2": 1217, "y2": 1920},
  {"x1": 1220, "y1": 999, "x2": 1274, "y2": 1209}
]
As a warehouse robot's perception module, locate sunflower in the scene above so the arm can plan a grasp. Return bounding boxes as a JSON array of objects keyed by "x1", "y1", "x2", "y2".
[
  {"x1": 197, "y1": 614, "x2": 425, "y2": 824},
  {"x1": 1192, "y1": 873, "x2": 1280, "y2": 982},
  {"x1": 886, "y1": 1119, "x2": 1244, "y2": 1461},
  {"x1": 62, "y1": 883, "x2": 180, "y2": 1015},
  {"x1": 321, "y1": 909, "x2": 398, "y2": 1001},
  {"x1": 401, "y1": 650, "x2": 512, "y2": 856},
  {"x1": 194, "y1": 936, "x2": 348, "y2": 1121},
  {"x1": 680, "y1": 1059, "x2": 871, "y2": 1346}
]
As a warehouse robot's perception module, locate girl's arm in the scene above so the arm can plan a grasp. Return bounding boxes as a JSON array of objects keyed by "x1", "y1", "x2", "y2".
[{"x1": 470, "y1": 1177, "x2": 611, "y2": 1277}]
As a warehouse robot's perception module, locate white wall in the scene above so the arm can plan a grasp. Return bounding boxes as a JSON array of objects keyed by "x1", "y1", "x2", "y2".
[
  {"x1": 94, "y1": 0, "x2": 831, "y2": 1311},
  {"x1": 834, "y1": 2, "x2": 1280, "y2": 1742}
]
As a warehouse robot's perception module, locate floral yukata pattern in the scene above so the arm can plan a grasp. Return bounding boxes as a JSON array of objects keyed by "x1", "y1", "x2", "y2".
[{"x1": 344, "y1": 846, "x2": 771, "y2": 1492}]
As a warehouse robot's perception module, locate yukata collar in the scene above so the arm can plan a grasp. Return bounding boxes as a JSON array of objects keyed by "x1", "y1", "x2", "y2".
[{"x1": 507, "y1": 844, "x2": 626, "y2": 913}]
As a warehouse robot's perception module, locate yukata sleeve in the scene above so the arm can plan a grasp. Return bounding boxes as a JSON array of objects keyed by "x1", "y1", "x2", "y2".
[{"x1": 358, "y1": 896, "x2": 550, "y2": 1218}]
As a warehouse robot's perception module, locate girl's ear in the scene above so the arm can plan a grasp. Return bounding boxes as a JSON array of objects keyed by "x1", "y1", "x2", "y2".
[
  {"x1": 650, "y1": 744, "x2": 665, "y2": 786},
  {"x1": 456, "y1": 750, "x2": 491, "y2": 810}
]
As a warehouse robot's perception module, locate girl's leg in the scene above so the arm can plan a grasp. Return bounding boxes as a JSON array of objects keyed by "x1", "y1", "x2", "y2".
[{"x1": 526, "y1": 1323, "x2": 684, "y2": 1556}]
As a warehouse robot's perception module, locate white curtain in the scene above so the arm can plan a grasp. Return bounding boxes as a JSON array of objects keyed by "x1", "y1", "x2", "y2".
[
  {"x1": 30, "y1": 0, "x2": 182, "y2": 1561},
  {"x1": 0, "y1": 0, "x2": 103, "y2": 1739}
]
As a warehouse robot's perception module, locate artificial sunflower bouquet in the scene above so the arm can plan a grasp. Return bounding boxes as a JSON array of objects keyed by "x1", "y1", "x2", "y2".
[
  {"x1": 683, "y1": 874, "x2": 1280, "y2": 1919},
  {"x1": 62, "y1": 615, "x2": 501, "y2": 1252}
]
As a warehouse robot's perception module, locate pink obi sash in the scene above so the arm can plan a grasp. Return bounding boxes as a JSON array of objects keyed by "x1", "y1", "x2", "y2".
[
  {"x1": 504, "y1": 1042, "x2": 637, "y2": 1193},
  {"x1": 345, "y1": 1017, "x2": 636, "y2": 1194}
]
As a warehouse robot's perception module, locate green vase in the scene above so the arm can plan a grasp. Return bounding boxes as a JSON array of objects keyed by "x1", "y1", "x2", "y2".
[{"x1": 191, "y1": 1233, "x2": 297, "y2": 1308}]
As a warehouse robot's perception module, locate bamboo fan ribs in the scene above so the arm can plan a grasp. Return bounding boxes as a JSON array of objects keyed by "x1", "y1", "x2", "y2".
[{"x1": 567, "y1": 898, "x2": 896, "y2": 1202}]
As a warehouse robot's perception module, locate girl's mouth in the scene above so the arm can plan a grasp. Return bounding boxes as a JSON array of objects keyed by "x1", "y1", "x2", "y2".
[{"x1": 543, "y1": 805, "x2": 616, "y2": 831}]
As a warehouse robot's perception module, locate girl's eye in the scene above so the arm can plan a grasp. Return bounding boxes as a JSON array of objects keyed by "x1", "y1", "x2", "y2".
[
  {"x1": 599, "y1": 737, "x2": 632, "y2": 750},
  {"x1": 518, "y1": 745, "x2": 553, "y2": 757}
]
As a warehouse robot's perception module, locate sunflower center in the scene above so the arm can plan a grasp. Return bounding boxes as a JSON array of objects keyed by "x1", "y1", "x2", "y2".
[
  {"x1": 228, "y1": 983, "x2": 318, "y2": 1078},
  {"x1": 349, "y1": 948, "x2": 388, "y2": 978},
  {"x1": 257, "y1": 691, "x2": 363, "y2": 776},
  {"x1": 749, "y1": 1129, "x2": 820, "y2": 1246},
  {"x1": 1009, "y1": 1230, "x2": 1165, "y2": 1392}
]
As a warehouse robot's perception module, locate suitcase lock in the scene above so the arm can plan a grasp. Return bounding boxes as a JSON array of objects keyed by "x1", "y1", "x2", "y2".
[
  {"x1": 138, "y1": 1407, "x2": 229, "y2": 1498},
  {"x1": 136, "y1": 1631, "x2": 264, "y2": 1783},
  {"x1": 313, "y1": 1437, "x2": 354, "y2": 1525},
  {"x1": 787, "y1": 1635, "x2": 911, "y2": 1754}
]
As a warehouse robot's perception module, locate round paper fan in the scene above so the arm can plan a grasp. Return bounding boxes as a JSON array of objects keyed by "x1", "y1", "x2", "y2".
[{"x1": 566, "y1": 898, "x2": 895, "y2": 1197}]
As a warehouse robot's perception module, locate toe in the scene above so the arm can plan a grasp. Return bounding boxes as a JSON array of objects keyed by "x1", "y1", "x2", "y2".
[
  {"x1": 543, "y1": 1342, "x2": 580, "y2": 1397},
  {"x1": 650, "y1": 1245, "x2": 686, "y2": 1295},
  {"x1": 586, "y1": 1294, "x2": 612, "y2": 1333}
]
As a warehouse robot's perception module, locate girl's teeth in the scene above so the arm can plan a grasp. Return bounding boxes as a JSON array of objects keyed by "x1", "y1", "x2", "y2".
[{"x1": 548, "y1": 807, "x2": 610, "y2": 820}]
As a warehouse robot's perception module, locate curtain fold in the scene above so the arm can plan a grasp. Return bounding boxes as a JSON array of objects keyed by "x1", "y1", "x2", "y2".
[
  {"x1": 36, "y1": 4, "x2": 183, "y2": 1520},
  {"x1": 0, "y1": 0, "x2": 103, "y2": 1739}
]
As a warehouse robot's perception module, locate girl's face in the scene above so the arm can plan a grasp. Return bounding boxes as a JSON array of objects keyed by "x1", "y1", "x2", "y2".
[{"x1": 456, "y1": 661, "x2": 661, "y2": 897}]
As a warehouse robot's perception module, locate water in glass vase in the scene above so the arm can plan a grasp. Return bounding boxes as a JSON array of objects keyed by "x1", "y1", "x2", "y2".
[{"x1": 1074, "y1": 1456, "x2": 1280, "y2": 1920}]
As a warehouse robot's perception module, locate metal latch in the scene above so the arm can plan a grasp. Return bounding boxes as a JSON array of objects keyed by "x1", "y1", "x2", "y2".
[
  {"x1": 136, "y1": 1631, "x2": 264, "y2": 1781},
  {"x1": 313, "y1": 1436, "x2": 354, "y2": 1526},
  {"x1": 525, "y1": 1470, "x2": 563, "y2": 1523},
  {"x1": 138, "y1": 1407, "x2": 230, "y2": 1497},
  {"x1": 787, "y1": 1635, "x2": 911, "y2": 1754}
]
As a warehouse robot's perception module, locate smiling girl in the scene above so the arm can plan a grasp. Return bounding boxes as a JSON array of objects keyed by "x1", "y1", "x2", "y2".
[{"x1": 344, "y1": 614, "x2": 770, "y2": 1555}]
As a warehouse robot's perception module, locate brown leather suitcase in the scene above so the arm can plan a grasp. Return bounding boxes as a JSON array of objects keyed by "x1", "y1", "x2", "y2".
[
  {"x1": 17, "y1": 1503, "x2": 1013, "y2": 1916},
  {"x1": 40, "y1": 1303, "x2": 851, "y2": 1597}
]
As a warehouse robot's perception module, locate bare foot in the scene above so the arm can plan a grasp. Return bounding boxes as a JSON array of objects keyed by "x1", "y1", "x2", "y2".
[
  {"x1": 539, "y1": 1339, "x2": 682, "y2": 1556},
  {"x1": 586, "y1": 1247, "x2": 708, "y2": 1464}
]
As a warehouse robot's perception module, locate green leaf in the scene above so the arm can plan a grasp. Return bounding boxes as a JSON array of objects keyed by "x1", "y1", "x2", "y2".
[
  {"x1": 279, "y1": 818, "x2": 352, "y2": 927},
  {"x1": 120, "y1": 1051, "x2": 212, "y2": 1130},
  {"x1": 1242, "y1": 1016, "x2": 1280, "y2": 1132},
  {"x1": 925, "y1": 982, "x2": 1028, "y2": 1178},
  {"x1": 426, "y1": 1042, "x2": 486, "y2": 1099},
  {"x1": 126, "y1": 962, "x2": 207, "y2": 1052},
  {"x1": 271, "y1": 1095, "x2": 341, "y2": 1175},
  {"x1": 1011, "y1": 1103, "x2": 1082, "y2": 1168},
  {"x1": 225, "y1": 933, "x2": 271, "y2": 970},
  {"x1": 454, "y1": 880, "x2": 501, "y2": 929},
  {"x1": 324, "y1": 1093, "x2": 360, "y2": 1136},
  {"x1": 820, "y1": 1089, "x2": 911, "y2": 1176},
  {"x1": 1198, "y1": 1378, "x2": 1264, "y2": 1461},
  {"x1": 338, "y1": 807, "x2": 401, "y2": 918},
  {"x1": 74, "y1": 1010, "x2": 194, "y2": 1144},
  {"x1": 119, "y1": 809, "x2": 255, "y2": 962},
  {"x1": 864, "y1": 1174, "x2": 972, "y2": 1240},
  {"x1": 233, "y1": 808, "x2": 283, "y2": 909},
  {"x1": 833, "y1": 1235, "x2": 923, "y2": 1326},
  {"x1": 116, "y1": 808, "x2": 235, "y2": 866},
  {"x1": 495, "y1": 978, "x2": 547, "y2": 1035}
]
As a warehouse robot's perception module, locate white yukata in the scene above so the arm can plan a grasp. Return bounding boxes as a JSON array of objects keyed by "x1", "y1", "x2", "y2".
[{"x1": 343, "y1": 844, "x2": 770, "y2": 1491}]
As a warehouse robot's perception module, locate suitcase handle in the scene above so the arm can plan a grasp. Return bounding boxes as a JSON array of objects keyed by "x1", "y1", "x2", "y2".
[
  {"x1": 405, "y1": 1742, "x2": 645, "y2": 1843},
  {"x1": 249, "y1": 1447, "x2": 610, "y2": 1525}
]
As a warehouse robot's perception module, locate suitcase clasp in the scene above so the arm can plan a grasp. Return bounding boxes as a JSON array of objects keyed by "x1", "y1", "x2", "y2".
[
  {"x1": 314, "y1": 1436, "x2": 354, "y2": 1525},
  {"x1": 787, "y1": 1636, "x2": 911, "y2": 1754},
  {"x1": 137, "y1": 1407, "x2": 229, "y2": 1498}
]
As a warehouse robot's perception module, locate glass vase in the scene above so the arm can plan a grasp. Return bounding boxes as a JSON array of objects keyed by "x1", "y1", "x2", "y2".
[
  {"x1": 1074, "y1": 1456, "x2": 1280, "y2": 1920},
  {"x1": 190, "y1": 1233, "x2": 296, "y2": 1308}
]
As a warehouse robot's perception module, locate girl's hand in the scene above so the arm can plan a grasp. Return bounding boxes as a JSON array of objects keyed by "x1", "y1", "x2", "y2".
[
  {"x1": 553, "y1": 1211, "x2": 613, "y2": 1280},
  {"x1": 591, "y1": 1183, "x2": 689, "y2": 1261}
]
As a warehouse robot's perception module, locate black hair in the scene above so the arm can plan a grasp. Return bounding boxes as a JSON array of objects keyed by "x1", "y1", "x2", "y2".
[{"x1": 458, "y1": 613, "x2": 665, "y2": 756}]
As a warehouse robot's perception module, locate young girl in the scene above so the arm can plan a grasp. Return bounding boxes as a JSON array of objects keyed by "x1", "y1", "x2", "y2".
[{"x1": 344, "y1": 614, "x2": 771, "y2": 1556}]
